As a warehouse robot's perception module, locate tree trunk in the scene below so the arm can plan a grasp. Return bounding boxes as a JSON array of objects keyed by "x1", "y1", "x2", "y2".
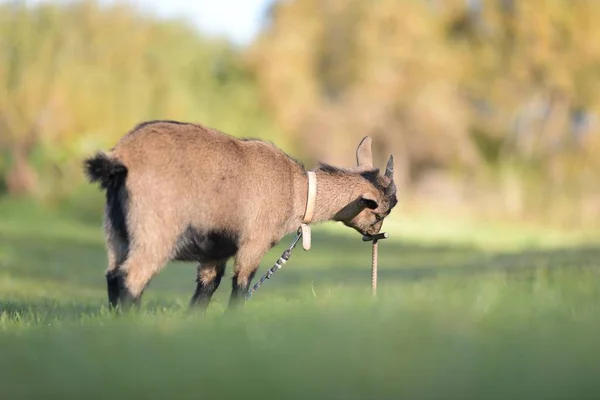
[{"x1": 6, "y1": 147, "x2": 38, "y2": 196}]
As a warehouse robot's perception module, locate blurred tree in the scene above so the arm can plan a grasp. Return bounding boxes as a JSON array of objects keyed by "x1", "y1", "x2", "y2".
[
  {"x1": 0, "y1": 0, "x2": 279, "y2": 198},
  {"x1": 3, "y1": 0, "x2": 600, "y2": 224},
  {"x1": 249, "y1": 0, "x2": 600, "y2": 212},
  {"x1": 249, "y1": 0, "x2": 479, "y2": 189}
]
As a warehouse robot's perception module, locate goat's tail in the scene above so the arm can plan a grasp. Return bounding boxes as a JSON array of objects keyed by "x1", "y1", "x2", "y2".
[{"x1": 83, "y1": 152, "x2": 128, "y2": 190}]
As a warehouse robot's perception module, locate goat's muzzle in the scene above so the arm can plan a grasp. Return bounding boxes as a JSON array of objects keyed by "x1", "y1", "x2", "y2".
[{"x1": 362, "y1": 232, "x2": 389, "y2": 242}]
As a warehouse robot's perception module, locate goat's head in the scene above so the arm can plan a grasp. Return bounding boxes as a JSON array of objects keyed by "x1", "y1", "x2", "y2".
[{"x1": 333, "y1": 136, "x2": 398, "y2": 237}]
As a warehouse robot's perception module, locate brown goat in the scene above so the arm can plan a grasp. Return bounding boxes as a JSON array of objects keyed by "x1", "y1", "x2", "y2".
[{"x1": 84, "y1": 120, "x2": 397, "y2": 311}]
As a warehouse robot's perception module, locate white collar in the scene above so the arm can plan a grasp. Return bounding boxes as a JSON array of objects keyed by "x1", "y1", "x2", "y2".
[{"x1": 300, "y1": 171, "x2": 317, "y2": 250}]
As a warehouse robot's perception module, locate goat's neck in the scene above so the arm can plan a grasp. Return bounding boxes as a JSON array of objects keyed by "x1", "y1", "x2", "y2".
[
  {"x1": 286, "y1": 168, "x2": 364, "y2": 234},
  {"x1": 304, "y1": 170, "x2": 363, "y2": 224}
]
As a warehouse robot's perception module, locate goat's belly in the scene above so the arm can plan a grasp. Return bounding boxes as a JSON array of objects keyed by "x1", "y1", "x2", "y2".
[{"x1": 172, "y1": 226, "x2": 239, "y2": 262}]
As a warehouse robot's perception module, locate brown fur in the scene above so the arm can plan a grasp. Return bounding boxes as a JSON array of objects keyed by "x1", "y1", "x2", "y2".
[{"x1": 84, "y1": 120, "x2": 397, "y2": 311}]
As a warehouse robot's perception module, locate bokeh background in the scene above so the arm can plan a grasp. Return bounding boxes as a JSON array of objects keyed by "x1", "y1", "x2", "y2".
[
  {"x1": 2, "y1": 0, "x2": 599, "y2": 229},
  {"x1": 4, "y1": 3, "x2": 600, "y2": 398}
]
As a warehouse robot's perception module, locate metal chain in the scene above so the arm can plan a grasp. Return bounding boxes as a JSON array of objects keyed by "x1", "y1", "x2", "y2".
[
  {"x1": 245, "y1": 229, "x2": 387, "y2": 300},
  {"x1": 245, "y1": 228, "x2": 303, "y2": 300}
]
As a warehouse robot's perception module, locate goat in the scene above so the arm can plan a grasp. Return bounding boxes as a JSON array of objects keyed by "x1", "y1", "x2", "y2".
[{"x1": 84, "y1": 120, "x2": 397, "y2": 311}]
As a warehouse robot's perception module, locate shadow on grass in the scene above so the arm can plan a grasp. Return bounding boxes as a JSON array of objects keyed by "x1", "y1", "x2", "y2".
[
  {"x1": 2, "y1": 223, "x2": 600, "y2": 299},
  {"x1": 275, "y1": 244, "x2": 600, "y2": 286},
  {"x1": 254, "y1": 231, "x2": 600, "y2": 288}
]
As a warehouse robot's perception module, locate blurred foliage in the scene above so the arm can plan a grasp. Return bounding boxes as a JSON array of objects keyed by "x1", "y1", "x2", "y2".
[
  {"x1": 248, "y1": 0, "x2": 600, "y2": 225},
  {"x1": 0, "y1": 0, "x2": 280, "y2": 200},
  {"x1": 1, "y1": 0, "x2": 600, "y2": 226}
]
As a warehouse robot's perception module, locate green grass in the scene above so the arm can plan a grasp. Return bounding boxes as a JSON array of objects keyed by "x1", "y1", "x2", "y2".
[{"x1": 2, "y1": 199, "x2": 600, "y2": 399}]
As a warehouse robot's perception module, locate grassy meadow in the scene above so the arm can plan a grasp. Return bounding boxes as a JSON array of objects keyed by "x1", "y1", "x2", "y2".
[{"x1": 1, "y1": 199, "x2": 600, "y2": 399}]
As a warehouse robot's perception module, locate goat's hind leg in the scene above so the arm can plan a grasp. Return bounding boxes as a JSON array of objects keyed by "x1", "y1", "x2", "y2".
[
  {"x1": 105, "y1": 227, "x2": 173, "y2": 312},
  {"x1": 115, "y1": 195, "x2": 180, "y2": 311},
  {"x1": 190, "y1": 261, "x2": 227, "y2": 310},
  {"x1": 118, "y1": 245, "x2": 171, "y2": 311}
]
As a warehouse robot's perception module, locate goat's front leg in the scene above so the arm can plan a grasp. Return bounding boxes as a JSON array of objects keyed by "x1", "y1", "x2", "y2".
[{"x1": 228, "y1": 241, "x2": 270, "y2": 310}]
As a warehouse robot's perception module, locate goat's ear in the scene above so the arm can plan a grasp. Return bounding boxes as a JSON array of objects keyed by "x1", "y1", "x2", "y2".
[
  {"x1": 360, "y1": 194, "x2": 379, "y2": 210},
  {"x1": 385, "y1": 155, "x2": 394, "y2": 179},
  {"x1": 356, "y1": 136, "x2": 373, "y2": 168}
]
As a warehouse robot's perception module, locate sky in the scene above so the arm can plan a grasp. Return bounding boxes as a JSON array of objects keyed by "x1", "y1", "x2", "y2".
[{"x1": 17, "y1": 0, "x2": 275, "y2": 46}]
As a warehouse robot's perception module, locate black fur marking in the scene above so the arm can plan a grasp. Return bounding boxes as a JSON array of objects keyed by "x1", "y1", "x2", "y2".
[
  {"x1": 106, "y1": 270, "x2": 123, "y2": 310},
  {"x1": 317, "y1": 162, "x2": 386, "y2": 190},
  {"x1": 133, "y1": 120, "x2": 190, "y2": 131},
  {"x1": 106, "y1": 269, "x2": 138, "y2": 311},
  {"x1": 174, "y1": 226, "x2": 239, "y2": 263},
  {"x1": 317, "y1": 162, "x2": 380, "y2": 179},
  {"x1": 190, "y1": 264, "x2": 226, "y2": 308},
  {"x1": 360, "y1": 169, "x2": 381, "y2": 183},
  {"x1": 106, "y1": 175, "x2": 129, "y2": 242},
  {"x1": 84, "y1": 153, "x2": 129, "y2": 241},
  {"x1": 228, "y1": 270, "x2": 258, "y2": 309},
  {"x1": 84, "y1": 153, "x2": 127, "y2": 189}
]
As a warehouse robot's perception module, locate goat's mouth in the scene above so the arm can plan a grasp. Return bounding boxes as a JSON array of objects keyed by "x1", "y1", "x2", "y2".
[
  {"x1": 354, "y1": 225, "x2": 381, "y2": 237},
  {"x1": 343, "y1": 220, "x2": 382, "y2": 237}
]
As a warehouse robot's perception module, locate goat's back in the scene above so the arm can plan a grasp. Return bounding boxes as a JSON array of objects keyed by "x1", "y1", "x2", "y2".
[{"x1": 110, "y1": 121, "x2": 303, "y2": 235}]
